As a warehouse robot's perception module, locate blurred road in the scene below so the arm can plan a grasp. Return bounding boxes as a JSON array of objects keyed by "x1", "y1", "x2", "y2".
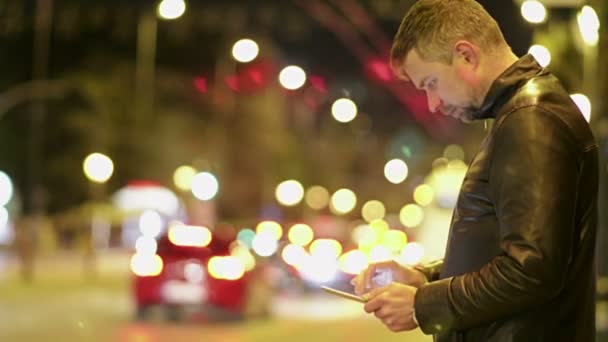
[{"x1": 0, "y1": 251, "x2": 431, "y2": 342}]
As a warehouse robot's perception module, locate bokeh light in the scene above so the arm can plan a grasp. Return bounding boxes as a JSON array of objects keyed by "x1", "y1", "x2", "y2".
[
  {"x1": 282, "y1": 243, "x2": 308, "y2": 267},
  {"x1": 305, "y1": 185, "x2": 330, "y2": 210},
  {"x1": 83, "y1": 153, "x2": 114, "y2": 183},
  {"x1": 399, "y1": 242, "x2": 425, "y2": 266},
  {"x1": 256, "y1": 220, "x2": 283, "y2": 240},
  {"x1": 232, "y1": 38, "x2": 259, "y2": 63},
  {"x1": 288, "y1": 223, "x2": 314, "y2": 246},
  {"x1": 237, "y1": 228, "x2": 256, "y2": 249},
  {"x1": 528, "y1": 45, "x2": 551, "y2": 67},
  {"x1": 443, "y1": 145, "x2": 465, "y2": 160},
  {"x1": 369, "y1": 245, "x2": 392, "y2": 263},
  {"x1": 130, "y1": 254, "x2": 163, "y2": 277},
  {"x1": 191, "y1": 172, "x2": 219, "y2": 201},
  {"x1": 381, "y1": 229, "x2": 408, "y2": 252},
  {"x1": 173, "y1": 165, "x2": 197, "y2": 192},
  {"x1": 279, "y1": 65, "x2": 306, "y2": 90},
  {"x1": 275, "y1": 180, "x2": 304, "y2": 206},
  {"x1": 252, "y1": 231, "x2": 279, "y2": 257},
  {"x1": 135, "y1": 236, "x2": 158, "y2": 255},
  {"x1": 0, "y1": 207, "x2": 8, "y2": 230},
  {"x1": 331, "y1": 98, "x2": 358, "y2": 123},
  {"x1": 520, "y1": 0, "x2": 546, "y2": 24},
  {"x1": 208, "y1": 256, "x2": 245, "y2": 280},
  {"x1": 571, "y1": 93, "x2": 591, "y2": 122},
  {"x1": 230, "y1": 244, "x2": 256, "y2": 271},
  {"x1": 157, "y1": 0, "x2": 186, "y2": 20},
  {"x1": 384, "y1": 159, "x2": 408, "y2": 184},
  {"x1": 361, "y1": 200, "x2": 386, "y2": 223},
  {"x1": 168, "y1": 224, "x2": 212, "y2": 247},
  {"x1": 139, "y1": 210, "x2": 163, "y2": 238},
  {"x1": 0, "y1": 171, "x2": 13, "y2": 206},
  {"x1": 310, "y1": 239, "x2": 342, "y2": 260},
  {"x1": 399, "y1": 204, "x2": 424, "y2": 228},
  {"x1": 353, "y1": 224, "x2": 379, "y2": 249},
  {"x1": 578, "y1": 6, "x2": 600, "y2": 46},
  {"x1": 339, "y1": 250, "x2": 369, "y2": 275},
  {"x1": 330, "y1": 188, "x2": 357, "y2": 215},
  {"x1": 413, "y1": 184, "x2": 434, "y2": 207},
  {"x1": 299, "y1": 255, "x2": 338, "y2": 283}
]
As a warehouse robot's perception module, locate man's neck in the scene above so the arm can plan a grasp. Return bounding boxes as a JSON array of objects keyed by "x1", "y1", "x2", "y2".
[{"x1": 475, "y1": 51, "x2": 519, "y2": 107}]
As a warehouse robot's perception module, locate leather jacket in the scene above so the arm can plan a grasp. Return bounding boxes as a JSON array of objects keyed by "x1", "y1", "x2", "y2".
[{"x1": 414, "y1": 55, "x2": 599, "y2": 341}]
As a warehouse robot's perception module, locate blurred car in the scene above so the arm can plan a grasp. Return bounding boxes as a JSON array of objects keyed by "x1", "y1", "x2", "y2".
[{"x1": 131, "y1": 222, "x2": 268, "y2": 321}]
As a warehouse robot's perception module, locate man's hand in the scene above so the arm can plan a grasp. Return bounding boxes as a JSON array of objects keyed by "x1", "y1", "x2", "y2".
[
  {"x1": 351, "y1": 260, "x2": 427, "y2": 295},
  {"x1": 363, "y1": 282, "x2": 418, "y2": 332}
]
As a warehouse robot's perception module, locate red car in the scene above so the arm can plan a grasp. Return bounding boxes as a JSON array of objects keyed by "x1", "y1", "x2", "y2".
[{"x1": 131, "y1": 223, "x2": 261, "y2": 321}]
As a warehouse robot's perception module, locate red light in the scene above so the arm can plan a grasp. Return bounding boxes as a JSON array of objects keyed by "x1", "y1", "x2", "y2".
[
  {"x1": 225, "y1": 75, "x2": 240, "y2": 92},
  {"x1": 248, "y1": 69, "x2": 264, "y2": 85},
  {"x1": 367, "y1": 59, "x2": 393, "y2": 82},
  {"x1": 309, "y1": 75, "x2": 327, "y2": 93},
  {"x1": 194, "y1": 77, "x2": 208, "y2": 93}
]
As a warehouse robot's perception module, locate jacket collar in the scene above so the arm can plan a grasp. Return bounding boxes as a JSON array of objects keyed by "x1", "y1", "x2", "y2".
[{"x1": 474, "y1": 54, "x2": 546, "y2": 120}]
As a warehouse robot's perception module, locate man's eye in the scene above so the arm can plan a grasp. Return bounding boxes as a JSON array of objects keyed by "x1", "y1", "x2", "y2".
[{"x1": 427, "y1": 80, "x2": 437, "y2": 89}]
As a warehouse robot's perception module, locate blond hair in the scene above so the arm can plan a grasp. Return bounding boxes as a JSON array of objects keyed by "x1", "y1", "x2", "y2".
[{"x1": 391, "y1": 0, "x2": 508, "y2": 69}]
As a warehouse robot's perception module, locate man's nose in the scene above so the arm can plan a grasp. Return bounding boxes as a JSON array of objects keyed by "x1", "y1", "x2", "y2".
[{"x1": 426, "y1": 93, "x2": 442, "y2": 113}]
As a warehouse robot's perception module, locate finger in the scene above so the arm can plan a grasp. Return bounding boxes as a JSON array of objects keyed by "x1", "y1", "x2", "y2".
[
  {"x1": 362, "y1": 264, "x2": 378, "y2": 291},
  {"x1": 363, "y1": 290, "x2": 385, "y2": 313},
  {"x1": 352, "y1": 273, "x2": 366, "y2": 295},
  {"x1": 364, "y1": 298, "x2": 382, "y2": 313}
]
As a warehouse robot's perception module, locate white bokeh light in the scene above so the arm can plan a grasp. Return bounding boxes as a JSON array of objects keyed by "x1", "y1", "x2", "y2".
[
  {"x1": 157, "y1": 0, "x2": 186, "y2": 20},
  {"x1": 139, "y1": 210, "x2": 163, "y2": 238},
  {"x1": 331, "y1": 98, "x2": 358, "y2": 123},
  {"x1": 570, "y1": 94, "x2": 592, "y2": 122},
  {"x1": 521, "y1": 0, "x2": 546, "y2": 24},
  {"x1": 252, "y1": 231, "x2": 279, "y2": 257},
  {"x1": 191, "y1": 172, "x2": 219, "y2": 201},
  {"x1": 135, "y1": 236, "x2": 158, "y2": 255},
  {"x1": 330, "y1": 188, "x2": 357, "y2": 215},
  {"x1": 232, "y1": 39, "x2": 259, "y2": 63},
  {"x1": 279, "y1": 65, "x2": 306, "y2": 90},
  {"x1": 528, "y1": 45, "x2": 551, "y2": 67},
  {"x1": 384, "y1": 159, "x2": 409, "y2": 184},
  {"x1": 399, "y1": 242, "x2": 425, "y2": 266},
  {"x1": 83, "y1": 153, "x2": 114, "y2": 183},
  {"x1": 578, "y1": 6, "x2": 600, "y2": 46},
  {"x1": 0, "y1": 171, "x2": 13, "y2": 206},
  {"x1": 275, "y1": 180, "x2": 304, "y2": 206}
]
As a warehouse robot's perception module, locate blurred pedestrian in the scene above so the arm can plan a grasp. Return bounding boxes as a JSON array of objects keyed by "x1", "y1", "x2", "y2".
[{"x1": 352, "y1": 0, "x2": 599, "y2": 341}]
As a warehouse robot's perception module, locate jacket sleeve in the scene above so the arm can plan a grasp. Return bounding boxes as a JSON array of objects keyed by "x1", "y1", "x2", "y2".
[
  {"x1": 414, "y1": 108, "x2": 581, "y2": 334},
  {"x1": 415, "y1": 259, "x2": 444, "y2": 282}
]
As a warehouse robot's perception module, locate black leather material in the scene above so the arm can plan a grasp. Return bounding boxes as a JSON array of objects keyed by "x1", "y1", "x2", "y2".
[{"x1": 414, "y1": 55, "x2": 599, "y2": 342}]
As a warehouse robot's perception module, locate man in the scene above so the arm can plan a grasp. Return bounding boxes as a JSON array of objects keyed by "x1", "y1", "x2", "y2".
[{"x1": 352, "y1": 0, "x2": 599, "y2": 341}]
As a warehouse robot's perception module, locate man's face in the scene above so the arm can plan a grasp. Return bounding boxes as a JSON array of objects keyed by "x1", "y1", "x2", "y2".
[{"x1": 398, "y1": 49, "x2": 478, "y2": 123}]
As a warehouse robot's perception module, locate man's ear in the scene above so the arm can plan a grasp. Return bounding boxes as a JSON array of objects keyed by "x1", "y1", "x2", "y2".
[{"x1": 453, "y1": 41, "x2": 480, "y2": 68}]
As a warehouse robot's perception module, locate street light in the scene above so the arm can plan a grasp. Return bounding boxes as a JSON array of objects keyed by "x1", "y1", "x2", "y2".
[
  {"x1": 577, "y1": 5, "x2": 600, "y2": 46},
  {"x1": 279, "y1": 65, "x2": 307, "y2": 90},
  {"x1": 83, "y1": 153, "x2": 114, "y2": 183},
  {"x1": 191, "y1": 172, "x2": 219, "y2": 201},
  {"x1": 331, "y1": 98, "x2": 358, "y2": 123},
  {"x1": 528, "y1": 44, "x2": 551, "y2": 67},
  {"x1": 521, "y1": 0, "x2": 547, "y2": 24},
  {"x1": 570, "y1": 93, "x2": 592, "y2": 122},
  {"x1": 232, "y1": 39, "x2": 259, "y2": 63},
  {"x1": 157, "y1": 0, "x2": 186, "y2": 20},
  {"x1": 0, "y1": 171, "x2": 13, "y2": 206}
]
